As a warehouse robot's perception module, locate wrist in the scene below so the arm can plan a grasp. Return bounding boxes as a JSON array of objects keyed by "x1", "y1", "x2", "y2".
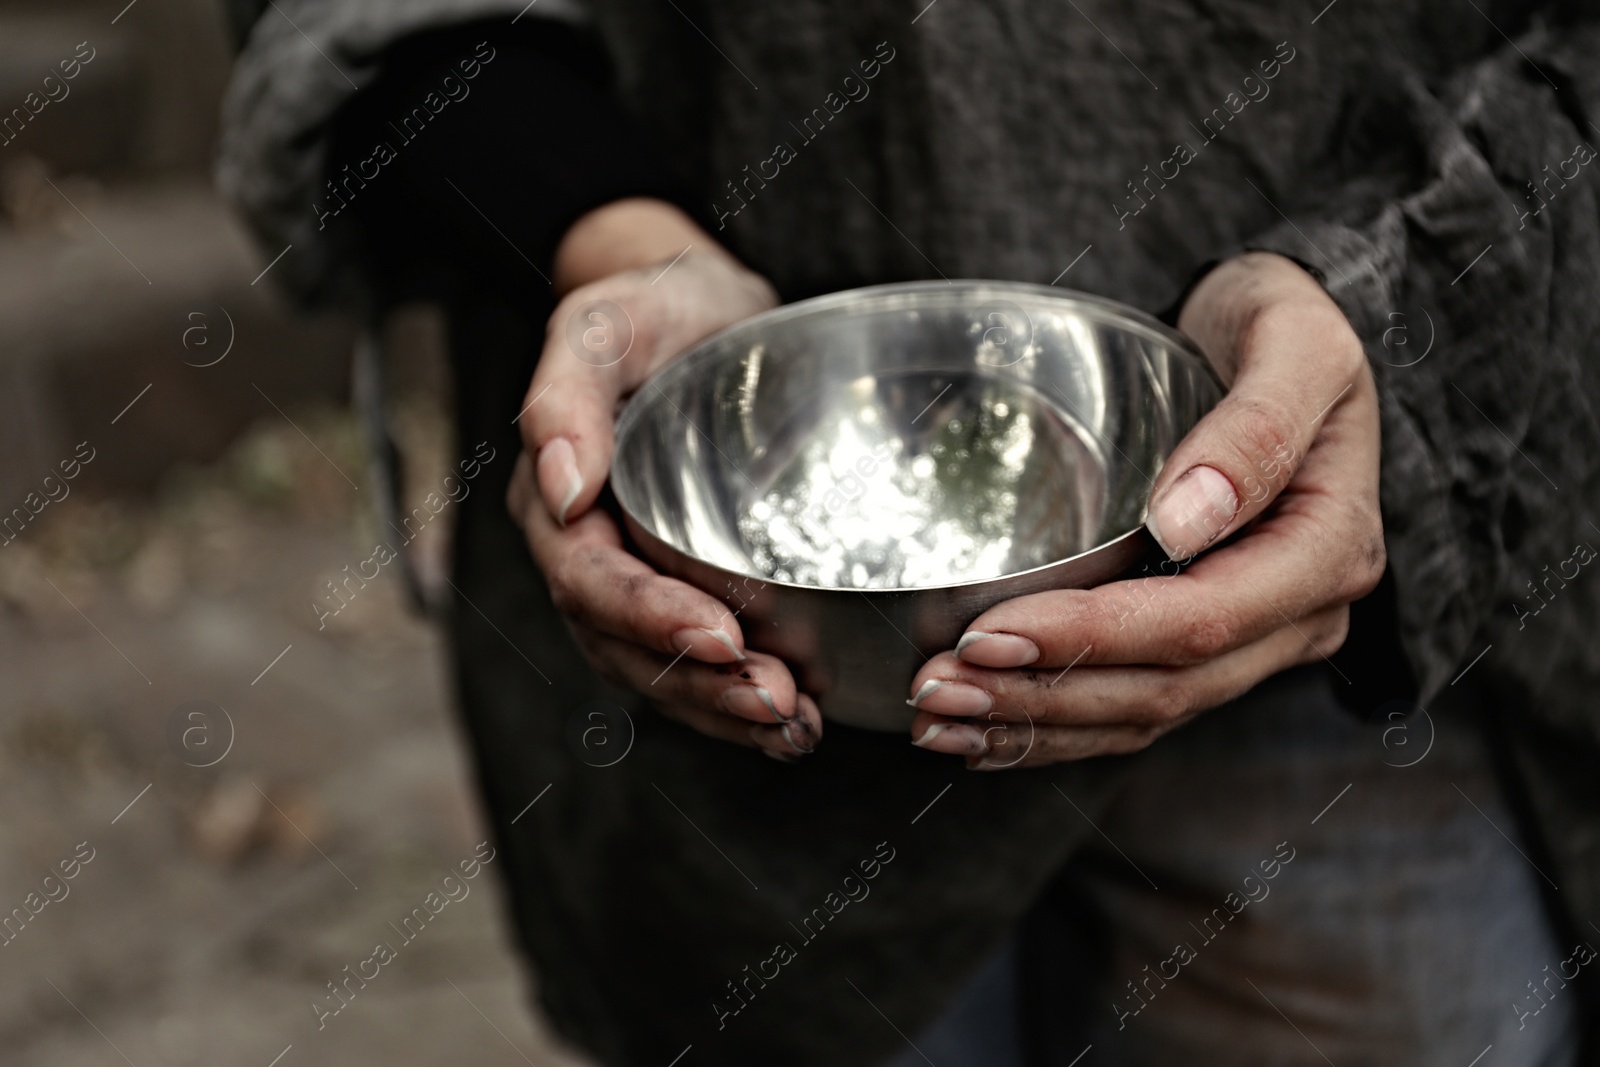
[{"x1": 552, "y1": 197, "x2": 741, "y2": 293}]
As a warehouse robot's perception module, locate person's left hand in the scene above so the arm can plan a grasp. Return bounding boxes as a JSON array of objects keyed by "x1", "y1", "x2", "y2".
[{"x1": 905, "y1": 252, "x2": 1386, "y2": 769}]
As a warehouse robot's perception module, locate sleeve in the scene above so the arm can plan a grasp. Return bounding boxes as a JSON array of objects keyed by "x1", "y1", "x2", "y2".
[
  {"x1": 1233, "y1": 9, "x2": 1600, "y2": 712},
  {"x1": 323, "y1": 17, "x2": 699, "y2": 305},
  {"x1": 215, "y1": 0, "x2": 589, "y2": 307}
]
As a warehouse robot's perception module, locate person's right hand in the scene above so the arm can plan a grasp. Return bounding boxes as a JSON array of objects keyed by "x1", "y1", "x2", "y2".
[{"x1": 507, "y1": 200, "x2": 824, "y2": 761}]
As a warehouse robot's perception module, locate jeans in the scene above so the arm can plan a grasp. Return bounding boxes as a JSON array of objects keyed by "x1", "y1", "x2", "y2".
[{"x1": 885, "y1": 668, "x2": 1576, "y2": 1067}]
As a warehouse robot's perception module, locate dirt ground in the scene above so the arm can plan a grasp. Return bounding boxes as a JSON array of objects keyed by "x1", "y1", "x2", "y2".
[
  {"x1": 0, "y1": 397, "x2": 597, "y2": 1067},
  {"x1": 0, "y1": 3, "x2": 598, "y2": 1061}
]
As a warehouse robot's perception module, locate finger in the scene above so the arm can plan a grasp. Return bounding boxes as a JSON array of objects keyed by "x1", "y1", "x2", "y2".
[
  {"x1": 909, "y1": 709, "x2": 1150, "y2": 765},
  {"x1": 971, "y1": 724, "x2": 1165, "y2": 769},
  {"x1": 952, "y1": 529, "x2": 1367, "y2": 670},
  {"x1": 954, "y1": 392, "x2": 1380, "y2": 673},
  {"x1": 908, "y1": 708, "x2": 1038, "y2": 761},
  {"x1": 577, "y1": 628, "x2": 797, "y2": 724},
  {"x1": 1147, "y1": 303, "x2": 1369, "y2": 560},
  {"x1": 516, "y1": 483, "x2": 747, "y2": 664},
  {"x1": 909, "y1": 713, "x2": 987, "y2": 756},
  {"x1": 916, "y1": 605, "x2": 1350, "y2": 729},
  {"x1": 518, "y1": 308, "x2": 631, "y2": 526},
  {"x1": 909, "y1": 608, "x2": 1347, "y2": 767},
  {"x1": 516, "y1": 256, "x2": 767, "y2": 528},
  {"x1": 749, "y1": 693, "x2": 825, "y2": 761}
]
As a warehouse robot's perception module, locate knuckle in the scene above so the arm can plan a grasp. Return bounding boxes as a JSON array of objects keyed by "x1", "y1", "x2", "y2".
[
  {"x1": 1243, "y1": 298, "x2": 1361, "y2": 374},
  {"x1": 981, "y1": 717, "x2": 1030, "y2": 755},
  {"x1": 547, "y1": 547, "x2": 603, "y2": 619},
  {"x1": 1227, "y1": 397, "x2": 1299, "y2": 478},
  {"x1": 1321, "y1": 608, "x2": 1352, "y2": 657},
  {"x1": 1017, "y1": 591, "x2": 1120, "y2": 647},
  {"x1": 1358, "y1": 529, "x2": 1388, "y2": 593},
  {"x1": 1146, "y1": 675, "x2": 1192, "y2": 724},
  {"x1": 1064, "y1": 592, "x2": 1124, "y2": 641},
  {"x1": 619, "y1": 571, "x2": 653, "y2": 604},
  {"x1": 1337, "y1": 514, "x2": 1387, "y2": 601},
  {"x1": 1234, "y1": 297, "x2": 1293, "y2": 356},
  {"x1": 545, "y1": 564, "x2": 578, "y2": 616},
  {"x1": 1173, "y1": 609, "x2": 1237, "y2": 664},
  {"x1": 1346, "y1": 556, "x2": 1383, "y2": 602},
  {"x1": 1035, "y1": 731, "x2": 1084, "y2": 764}
]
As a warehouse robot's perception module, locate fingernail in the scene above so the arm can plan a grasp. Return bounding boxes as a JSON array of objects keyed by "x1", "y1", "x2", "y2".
[
  {"x1": 781, "y1": 722, "x2": 815, "y2": 755},
  {"x1": 907, "y1": 679, "x2": 943, "y2": 708},
  {"x1": 1147, "y1": 464, "x2": 1238, "y2": 561},
  {"x1": 537, "y1": 437, "x2": 584, "y2": 527},
  {"x1": 911, "y1": 722, "x2": 986, "y2": 755},
  {"x1": 722, "y1": 685, "x2": 787, "y2": 723},
  {"x1": 701, "y1": 627, "x2": 745, "y2": 660},
  {"x1": 762, "y1": 747, "x2": 799, "y2": 764},
  {"x1": 955, "y1": 631, "x2": 1040, "y2": 668},
  {"x1": 753, "y1": 685, "x2": 784, "y2": 722},
  {"x1": 911, "y1": 681, "x2": 992, "y2": 716},
  {"x1": 672, "y1": 627, "x2": 746, "y2": 663}
]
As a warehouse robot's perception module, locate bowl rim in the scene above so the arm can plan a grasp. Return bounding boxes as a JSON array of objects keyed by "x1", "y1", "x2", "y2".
[{"x1": 610, "y1": 279, "x2": 1218, "y2": 595}]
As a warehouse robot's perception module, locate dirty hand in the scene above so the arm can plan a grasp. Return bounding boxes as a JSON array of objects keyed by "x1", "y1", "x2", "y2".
[
  {"x1": 507, "y1": 199, "x2": 823, "y2": 761},
  {"x1": 906, "y1": 252, "x2": 1384, "y2": 768}
]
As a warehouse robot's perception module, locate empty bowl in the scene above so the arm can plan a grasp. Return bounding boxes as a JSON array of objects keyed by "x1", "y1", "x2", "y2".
[{"x1": 611, "y1": 281, "x2": 1222, "y2": 731}]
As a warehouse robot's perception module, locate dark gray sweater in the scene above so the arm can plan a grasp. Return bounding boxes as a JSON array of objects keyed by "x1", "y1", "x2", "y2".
[{"x1": 220, "y1": 1, "x2": 1600, "y2": 1061}]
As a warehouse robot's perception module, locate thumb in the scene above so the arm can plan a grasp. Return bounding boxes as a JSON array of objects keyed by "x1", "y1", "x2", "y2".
[
  {"x1": 1146, "y1": 311, "x2": 1360, "y2": 560},
  {"x1": 520, "y1": 296, "x2": 641, "y2": 526}
]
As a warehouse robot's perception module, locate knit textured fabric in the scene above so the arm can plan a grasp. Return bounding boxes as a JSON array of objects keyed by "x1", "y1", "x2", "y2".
[{"x1": 219, "y1": 3, "x2": 1600, "y2": 1062}]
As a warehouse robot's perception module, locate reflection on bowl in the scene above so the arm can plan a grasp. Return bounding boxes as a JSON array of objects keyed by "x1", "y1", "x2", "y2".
[{"x1": 612, "y1": 281, "x2": 1222, "y2": 731}]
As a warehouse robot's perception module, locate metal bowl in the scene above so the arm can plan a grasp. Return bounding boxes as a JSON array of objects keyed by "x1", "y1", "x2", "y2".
[{"x1": 611, "y1": 281, "x2": 1222, "y2": 731}]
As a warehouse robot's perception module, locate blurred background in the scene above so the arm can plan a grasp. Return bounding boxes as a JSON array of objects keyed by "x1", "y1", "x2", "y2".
[{"x1": 0, "y1": 1, "x2": 590, "y2": 1062}]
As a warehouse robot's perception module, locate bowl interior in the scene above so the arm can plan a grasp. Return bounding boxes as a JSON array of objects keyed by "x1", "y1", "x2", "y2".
[{"x1": 613, "y1": 282, "x2": 1220, "y2": 592}]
